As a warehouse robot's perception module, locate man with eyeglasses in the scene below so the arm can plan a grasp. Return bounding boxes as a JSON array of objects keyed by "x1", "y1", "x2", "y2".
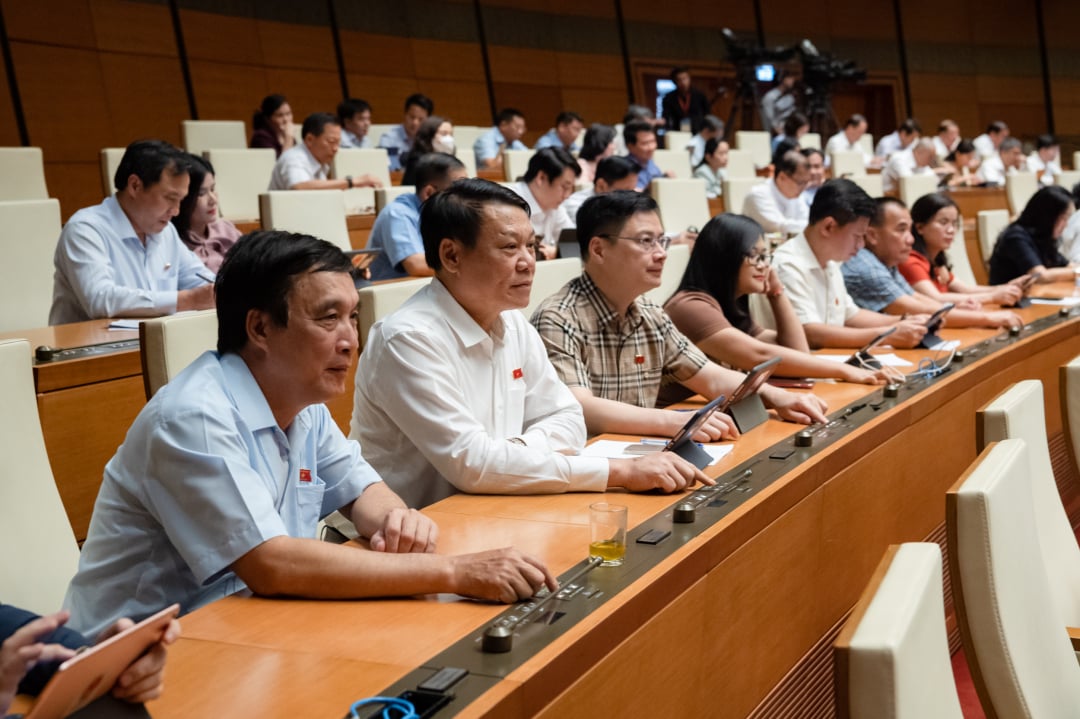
[
  {"x1": 531, "y1": 191, "x2": 828, "y2": 442},
  {"x1": 742, "y1": 149, "x2": 811, "y2": 236},
  {"x1": 352, "y1": 180, "x2": 714, "y2": 510}
]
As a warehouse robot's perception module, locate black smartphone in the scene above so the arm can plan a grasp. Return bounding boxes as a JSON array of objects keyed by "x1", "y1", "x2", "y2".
[{"x1": 925, "y1": 302, "x2": 955, "y2": 331}]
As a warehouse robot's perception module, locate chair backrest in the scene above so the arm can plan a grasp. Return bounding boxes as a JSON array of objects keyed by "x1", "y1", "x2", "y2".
[
  {"x1": 724, "y1": 149, "x2": 757, "y2": 178},
  {"x1": 139, "y1": 310, "x2": 218, "y2": 399},
  {"x1": 834, "y1": 543, "x2": 963, "y2": 719},
  {"x1": 181, "y1": 120, "x2": 246, "y2": 156},
  {"x1": 849, "y1": 174, "x2": 883, "y2": 198},
  {"x1": 650, "y1": 178, "x2": 710, "y2": 233},
  {"x1": 1005, "y1": 171, "x2": 1038, "y2": 215},
  {"x1": 651, "y1": 149, "x2": 692, "y2": 179},
  {"x1": 523, "y1": 257, "x2": 580, "y2": 319},
  {"x1": 831, "y1": 150, "x2": 866, "y2": 178},
  {"x1": 947, "y1": 218, "x2": 977, "y2": 286},
  {"x1": 0, "y1": 199, "x2": 62, "y2": 332},
  {"x1": 453, "y1": 127, "x2": 487, "y2": 161},
  {"x1": 664, "y1": 130, "x2": 693, "y2": 154},
  {"x1": 357, "y1": 277, "x2": 432, "y2": 349},
  {"x1": 0, "y1": 338, "x2": 80, "y2": 613},
  {"x1": 204, "y1": 148, "x2": 277, "y2": 222},
  {"x1": 799, "y1": 133, "x2": 822, "y2": 150},
  {"x1": 503, "y1": 149, "x2": 535, "y2": 182},
  {"x1": 947, "y1": 439, "x2": 1080, "y2": 719},
  {"x1": 898, "y1": 174, "x2": 939, "y2": 206},
  {"x1": 260, "y1": 190, "x2": 351, "y2": 251},
  {"x1": 643, "y1": 243, "x2": 690, "y2": 305},
  {"x1": 859, "y1": 134, "x2": 874, "y2": 156},
  {"x1": 0, "y1": 147, "x2": 48, "y2": 201},
  {"x1": 977, "y1": 379, "x2": 1080, "y2": 627},
  {"x1": 456, "y1": 149, "x2": 477, "y2": 178},
  {"x1": 100, "y1": 148, "x2": 125, "y2": 198},
  {"x1": 375, "y1": 185, "x2": 415, "y2": 213},
  {"x1": 722, "y1": 177, "x2": 766, "y2": 217},
  {"x1": 1061, "y1": 354, "x2": 1080, "y2": 489},
  {"x1": 735, "y1": 130, "x2": 772, "y2": 169},
  {"x1": 1055, "y1": 170, "x2": 1080, "y2": 189},
  {"x1": 367, "y1": 124, "x2": 397, "y2": 148},
  {"x1": 331, "y1": 148, "x2": 392, "y2": 191},
  {"x1": 976, "y1": 209, "x2": 1009, "y2": 270},
  {"x1": 1074, "y1": 151, "x2": 1080, "y2": 175}
]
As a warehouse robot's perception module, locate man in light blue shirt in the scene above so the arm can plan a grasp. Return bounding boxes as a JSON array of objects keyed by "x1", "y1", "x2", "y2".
[
  {"x1": 533, "y1": 111, "x2": 584, "y2": 153},
  {"x1": 368, "y1": 154, "x2": 467, "y2": 280},
  {"x1": 378, "y1": 93, "x2": 433, "y2": 171},
  {"x1": 474, "y1": 108, "x2": 528, "y2": 170},
  {"x1": 338, "y1": 97, "x2": 372, "y2": 149},
  {"x1": 624, "y1": 121, "x2": 673, "y2": 191},
  {"x1": 49, "y1": 140, "x2": 214, "y2": 325}
]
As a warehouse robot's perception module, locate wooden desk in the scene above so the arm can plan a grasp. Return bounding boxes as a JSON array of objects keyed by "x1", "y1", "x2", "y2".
[
  {"x1": 947, "y1": 186, "x2": 1008, "y2": 218},
  {"x1": 151, "y1": 301, "x2": 1080, "y2": 718}
]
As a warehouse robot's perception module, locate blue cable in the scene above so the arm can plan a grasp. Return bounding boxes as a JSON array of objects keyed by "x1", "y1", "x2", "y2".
[{"x1": 349, "y1": 696, "x2": 419, "y2": 719}]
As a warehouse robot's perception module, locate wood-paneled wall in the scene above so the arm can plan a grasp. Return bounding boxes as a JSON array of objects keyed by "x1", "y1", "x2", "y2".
[{"x1": 0, "y1": 0, "x2": 1076, "y2": 221}]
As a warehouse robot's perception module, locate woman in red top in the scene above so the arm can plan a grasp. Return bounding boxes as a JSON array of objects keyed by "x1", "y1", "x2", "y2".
[{"x1": 899, "y1": 193, "x2": 1024, "y2": 307}]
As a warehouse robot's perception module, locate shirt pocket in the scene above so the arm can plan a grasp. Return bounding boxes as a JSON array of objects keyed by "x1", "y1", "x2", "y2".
[
  {"x1": 505, "y1": 380, "x2": 527, "y2": 429},
  {"x1": 288, "y1": 475, "x2": 327, "y2": 539}
]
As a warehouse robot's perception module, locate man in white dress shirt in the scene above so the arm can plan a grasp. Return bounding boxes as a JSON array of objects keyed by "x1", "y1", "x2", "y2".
[
  {"x1": 268, "y1": 113, "x2": 381, "y2": 191},
  {"x1": 1027, "y1": 134, "x2": 1061, "y2": 186},
  {"x1": 977, "y1": 137, "x2": 1025, "y2": 185},
  {"x1": 824, "y1": 114, "x2": 880, "y2": 169},
  {"x1": 742, "y1": 149, "x2": 810, "y2": 236},
  {"x1": 932, "y1": 119, "x2": 960, "y2": 160},
  {"x1": 881, "y1": 138, "x2": 938, "y2": 194},
  {"x1": 972, "y1": 121, "x2": 1009, "y2": 160},
  {"x1": 874, "y1": 118, "x2": 920, "y2": 159},
  {"x1": 509, "y1": 147, "x2": 581, "y2": 259}
]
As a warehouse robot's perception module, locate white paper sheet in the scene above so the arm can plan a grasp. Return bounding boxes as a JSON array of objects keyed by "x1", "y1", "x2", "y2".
[
  {"x1": 580, "y1": 439, "x2": 734, "y2": 466},
  {"x1": 816, "y1": 352, "x2": 913, "y2": 368},
  {"x1": 1030, "y1": 297, "x2": 1080, "y2": 306}
]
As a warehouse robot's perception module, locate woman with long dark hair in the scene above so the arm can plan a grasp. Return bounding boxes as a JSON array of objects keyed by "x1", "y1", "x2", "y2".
[
  {"x1": 899, "y1": 192, "x2": 1023, "y2": 306},
  {"x1": 401, "y1": 116, "x2": 455, "y2": 185},
  {"x1": 171, "y1": 154, "x2": 241, "y2": 273},
  {"x1": 664, "y1": 213, "x2": 885, "y2": 383},
  {"x1": 250, "y1": 94, "x2": 296, "y2": 157},
  {"x1": 576, "y1": 124, "x2": 617, "y2": 185},
  {"x1": 988, "y1": 185, "x2": 1075, "y2": 284}
]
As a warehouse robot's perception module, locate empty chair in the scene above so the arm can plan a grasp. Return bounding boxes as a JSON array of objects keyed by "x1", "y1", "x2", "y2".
[
  {"x1": 453, "y1": 126, "x2": 486, "y2": 160},
  {"x1": 799, "y1": 133, "x2": 822, "y2": 150},
  {"x1": 947, "y1": 439, "x2": 1080, "y2": 719},
  {"x1": 651, "y1": 149, "x2": 692, "y2": 179},
  {"x1": 833, "y1": 543, "x2": 963, "y2": 719},
  {"x1": 722, "y1": 177, "x2": 766, "y2": 218},
  {"x1": 357, "y1": 277, "x2": 432, "y2": 349},
  {"x1": 735, "y1": 130, "x2": 771, "y2": 169},
  {"x1": 650, "y1": 178, "x2": 710, "y2": 234},
  {"x1": 898, "y1": 174, "x2": 939, "y2": 206},
  {"x1": 0, "y1": 147, "x2": 48, "y2": 200},
  {"x1": 1056, "y1": 170, "x2": 1080, "y2": 190},
  {"x1": 375, "y1": 185, "x2": 415, "y2": 213},
  {"x1": 1005, "y1": 171, "x2": 1038, "y2": 215},
  {"x1": 100, "y1": 147, "x2": 126, "y2": 198},
  {"x1": 724, "y1": 149, "x2": 756, "y2": 179},
  {"x1": 643, "y1": 243, "x2": 690, "y2": 305},
  {"x1": 366, "y1": 124, "x2": 397, "y2": 148},
  {"x1": 947, "y1": 219, "x2": 977, "y2": 286},
  {"x1": 0, "y1": 199, "x2": 62, "y2": 331},
  {"x1": 831, "y1": 150, "x2": 866, "y2": 179},
  {"x1": 204, "y1": 148, "x2": 276, "y2": 222},
  {"x1": 976, "y1": 209, "x2": 1009, "y2": 269},
  {"x1": 331, "y1": 148, "x2": 392, "y2": 192},
  {"x1": 978, "y1": 380, "x2": 1080, "y2": 627},
  {"x1": 0, "y1": 338, "x2": 80, "y2": 614},
  {"x1": 140, "y1": 310, "x2": 218, "y2": 399},
  {"x1": 503, "y1": 149, "x2": 535, "y2": 182},
  {"x1": 523, "y1": 257, "x2": 580, "y2": 319},
  {"x1": 181, "y1": 120, "x2": 246, "y2": 156},
  {"x1": 260, "y1": 190, "x2": 351, "y2": 251},
  {"x1": 849, "y1": 174, "x2": 883, "y2": 198},
  {"x1": 663, "y1": 130, "x2": 693, "y2": 154}
]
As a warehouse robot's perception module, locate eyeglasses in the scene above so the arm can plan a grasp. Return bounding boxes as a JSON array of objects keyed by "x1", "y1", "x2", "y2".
[
  {"x1": 934, "y1": 218, "x2": 962, "y2": 231},
  {"x1": 601, "y1": 234, "x2": 671, "y2": 252},
  {"x1": 744, "y1": 251, "x2": 773, "y2": 266}
]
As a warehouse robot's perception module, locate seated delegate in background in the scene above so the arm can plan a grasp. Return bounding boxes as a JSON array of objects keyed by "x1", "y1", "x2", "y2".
[
  {"x1": 623, "y1": 121, "x2": 674, "y2": 191},
  {"x1": 172, "y1": 154, "x2": 241, "y2": 273},
  {"x1": 474, "y1": 108, "x2": 528, "y2": 170},
  {"x1": 576, "y1": 124, "x2": 617, "y2": 185},
  {"x1": 1027, "y1": 133, "x2": 1061, "y2": 186},
  {"x1": 337, "y1": 97, "x2": 372, "y2": 149},
  {"x1": 771, "y1": 111, "x2": 809, "y2": 154},
  {"x1": 664, "y1": 214, "x2": 886, "y2": 384},
  {"x1": 976, "y1": 136, "x2": 1025, "y2": 185},
  {"x1": 562, "y1": 155, "x2": 639, "y2": 226},
  {"x1": 692, "y1": 138, "x2": 728, "y2": 199},
  {"x1": 509, "y1": 147, "x2": 580, "y2": 259},
  {"x1": 687, "y1": 114, "x2": 725, "y2": 166},
  {"x1": 268, "y1": 112, "x2": 381, "y2": 191},
  {"x1": 400, "y1": 115, "x2": 456, "y2": 186},
  {"x1": 988, "y1": 185, "x2": 1076, "y2": 284},
  {"x1": 899, "y1": 192, "x2": 1023, "y2": 306},
  {"x1": 1059, "y1": 182, "x2": 1080, "y2": 264},
  {"x1": 741, "y1": 148, "x2": 810, "y2": 236},
  {"x1": 0, "y1": 606, "x2": 179, "y2": 713},
  {"x1": 250, "y1": 94, "x2": 295, "y2": 157},
  {"x1": 378, "y1": 93, "x2": 434, "y2": 172},
  {"x1": 534, "y1": 111, "x2": 585, "y2": 153},
  {"x1": 801, "y1": 147, "x2": 825, "y2": 206},
  {"x1": 880, "y1": 138, "x2": 937, "y2": 194},
  {"x1": 943, "y1": 139, "x2": 980, "y2": 188},
  {"x1": 50, "y1": 140, "x2": 213, "y2": 325}
]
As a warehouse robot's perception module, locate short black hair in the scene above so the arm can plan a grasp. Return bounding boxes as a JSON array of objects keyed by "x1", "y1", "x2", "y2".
[
  {"x1": 579, "y1": 123, "x2": 617, "y2": 162},
  {"x1": 623, "y1": 121, "x2": 655, "y2": 147},
  {"x1": 523, "y1": 147, "x2": 581, "y2": 183},
  {"x1": 419, "y1": 178, "x2": 530, "y2": 271},
  {"x1": 987, "y1": 120, "x2": 1009, "y2": 134},
  {"x1": 337, "y1": 98, "x2": 371, "y2": 124},
  {"x1": 870, "y1": 196, "x2": 907, "y2": 228},
  {"x1": 496, "y1": 108, "x2": 525, "y2": 125},
  {"x1": 771, "y1": 139, "x2": 799, "y2": 167},
  {"x1": 173, "y1": 152, "x2": 213, "y2": 238},
  {"x1": 670, "y1": 66, "x2": 690, "y2": 81},
  {"x1": 576, "y1": 190, "x2": 660, "y2": 259},
  {"x1": 555, "y1": 111, "x2": 584, "y2": 126},
  {"x1": 114, "y1": 139, "x2": 190, "y2": 192},
  {"x1": 898, "y1": 118, "x2": 922, "y2": 135},
  {"x1": 775, "y1": 149, "x2": 808, "y2": 178},
  {"x1": 808, "y1": 178, "x2": 877, "y2": 226},
  {"x1": 844, "y1": 114, "x2": 867, "y2": 129},
  {"x1": 801, "y1": 147, "x2": 824, "y2": 162},
  {"x1": 301, "y1": 112, "x2": 340, "y2": 140},
  {"x1": 1036, "y1": 134, "x2": 1058, "y2": 150},
  {"x1": 782, "y1": 112, "x2": 809, "y2": 137},
  {"x1": 594, "y1": 156, "x2": 637, "y2": 187},
  {"x1": 215, "y1": 230, "x2": 353, "y2": 355},
  {"x1": 947, "y1": 139, "x2": 976, "y2": 163},
  {"x1": 412, "y1": 152, "x2": 466, "y2": 193},
  {"x1": 405, "y1": 93, "x2": 434, "y2": 115}
]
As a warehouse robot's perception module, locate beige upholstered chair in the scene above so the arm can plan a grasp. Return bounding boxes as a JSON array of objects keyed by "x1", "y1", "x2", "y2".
[
  {"x1": 946, "y1": 219, "x2": 977, "y2": 286},
  {"x1": 139, "y1": 310, "x2": 219, "y2": 399},
  {"x1": 978, "y1": 380, "x2": 1080, "y2": 627},
  {"x1": 0, "y1": 147, "x2": 48, "y2": 201},
  {"x1": 0, "y1": 339, "x2": 80, "y2": 614},
  {"x1": 204, "y1": 148, "x2": 276, "y2": 222},
  {"x1": 0, "y1": 199, "x2": 62, "y2": 332},
  {"x1": 366, "y1": 124, "x2": 397, "y2": 148},
  {"x1": 99, "y1": 147, "x2": 126, "y2": 198},
  {"x1": 859, "y1": 134, "x2": 874, "y2": 157},
  {"x1": 181, "y1": 120, "x2": 246, "y2": 156},
  {"x1": 799, "y1": 133, "x2": 821, "y2": 150},
  {"x1": 1005, "y1": 171, "x2": 1038, "y2": 215},
  {"x1": 663, "y1": 130, "x2": 693, "y2": 154},
  {"x1": 524, "y1": 257, "x2": 580, "y2": 319},
  {"x1": 898, "y1": 174, "x2": 938, "y2": 205},
  {"x1": 643, "y1": 243, "x2": 690, "y2": 305},
  {"x1": 357, "y1": 277, "x2": 432, "y2": 349},
  {"x1": 976, "y1": 209, "x2": 1009, "y2": 269},
  {"x1": 260, "y1": 190, "x2": 351, "y2": 251},
  {"x1": 375, "y1": 185, "x2": 415, "y2": 214},
  {"x1": 735, "y1": 130, "x2": 772, "y2": 169},
  {"x1": 503, "y1": 149, "x2": 535, "y2": 182},
  {"x1": 332, "y1": 148, "x2": 392, "y2": 192},
  {"x1": 834, "y1": 543, "x2": 963, "y2": 719},
  {"x1": 650, "y1": 178, "x2": 710, "y2": 233},
  {"x1": 452, "y1": 126, "x2": 486, "y2": 159},
  {"x1": 651, "y1": 149, "x2": 692, "y2": 179},
  {"x1": 947, "y1": 439, "x2": 1080, "y2": 719},
  {"x1": 849, "y1": 174, "x2": 883, "y2": 198},
  {"x1": 724, "y1": 149, "x2": 756, "y2": 179},
  {"x1": 723, "y1": 177, "x2": 766, "y2": 216},
  {"x1": 1061, "y1": 354, "x2": 1080, "y2": 479},
  {"x1": 830, "y1": 150, "x2": 866, "y2": 179},
  {"x1": 1055, "y1": 170, "x2": 1080, "y2": 190},
  {"x1": 456, "y1": 149, "x2": 477, "y2": 178}
]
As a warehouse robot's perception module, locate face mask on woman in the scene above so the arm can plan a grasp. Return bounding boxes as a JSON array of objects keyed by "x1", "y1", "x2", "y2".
[{"x1": 433, "y1": 134, "x2": 455, "y2": 154}]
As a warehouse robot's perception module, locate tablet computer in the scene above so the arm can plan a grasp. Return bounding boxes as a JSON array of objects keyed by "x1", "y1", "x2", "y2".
[
  {"x1": 662, "y1": 393, "x2": 727, "y2": 453},
  {"x1": 21, "y1": 604, "x2": 179, "y2": 719},
  {"x1": 846, "y1": 327, "x2": 896, "y2": 368},
  {"x1": 718, "y1": 356, "x2": 782, "y2": 413}
]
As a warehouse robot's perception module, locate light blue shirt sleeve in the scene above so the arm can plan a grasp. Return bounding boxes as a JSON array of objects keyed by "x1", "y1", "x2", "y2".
[
  {"x1": 382, "y1": 202, "x2": 424, "y2": 270},
  {"x1": 378, "y1": 126, "x2": 410, "y2": 171},
  {"x1": 474, "y1": 127, "x2": 502, "y2": 164},
  {"x1": 534, "y1": 130, "x2": 559, "y2": 150}
]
